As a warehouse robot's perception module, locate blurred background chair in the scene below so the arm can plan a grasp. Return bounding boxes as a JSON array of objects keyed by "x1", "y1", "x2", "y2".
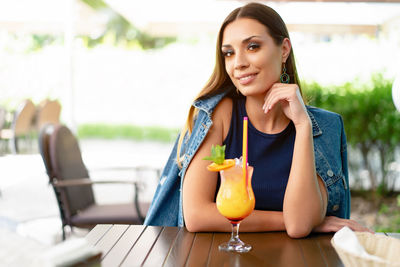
[
  {"x1": 0, "y1": 107, "x2": 6, "y2": 130},
  {"x1": 39, "y1": 123, "x2": 149, "y2": 240},
  {"x1": 0, "y1": 106, "x2": 7, "y2": 155},
  {"x1": 0, "y1": 99, "x2": 36, "y2": 154},
  {"x1": 35, "y1": 99, "x2": 61, "y2": 131}
]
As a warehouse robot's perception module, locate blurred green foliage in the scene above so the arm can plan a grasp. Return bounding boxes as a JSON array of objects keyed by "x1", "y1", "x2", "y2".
[
  {"x1": 376, "y1": 194, "x2": 400, "y2": 232},
  {"x1": 19, "y1": 0, "x2": 176, "y2": 52},
  {"x1": 29, "y1": 34, "x2": 63, "y2": 51},
  {"x1": 80, "y1": 14, "x2": 176, "y2": 50},
  {"x1": 77, "y1": 123, "x2": 179, "y2": 143},
  {"x1": 79, "y1": 0, "x2": 176, "y2": 49},
  {"x1": 304, "y1": 74, "x2": 400, "y2": 195}
]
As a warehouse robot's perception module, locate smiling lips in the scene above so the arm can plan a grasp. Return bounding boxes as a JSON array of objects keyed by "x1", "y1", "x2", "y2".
[{"x1": 237, "y1": 73, "x2": 257, "y2": 85}]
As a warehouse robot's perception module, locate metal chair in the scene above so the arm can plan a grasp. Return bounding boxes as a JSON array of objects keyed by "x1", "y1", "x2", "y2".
[{"x1": 39, "y1": 123, "x2": 149, "y2": 240}]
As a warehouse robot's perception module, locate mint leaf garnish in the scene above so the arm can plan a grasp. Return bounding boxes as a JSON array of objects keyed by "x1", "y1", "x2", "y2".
[{"x1": 202, "y1": 145, "x2": 226, "y2": 165}]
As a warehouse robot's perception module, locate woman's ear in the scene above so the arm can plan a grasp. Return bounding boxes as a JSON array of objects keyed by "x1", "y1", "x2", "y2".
[{"x1": 282, "y1": 38, "x2": 292, "y2": 62}]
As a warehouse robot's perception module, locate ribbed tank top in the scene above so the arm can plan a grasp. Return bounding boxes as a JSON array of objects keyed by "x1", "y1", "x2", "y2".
[{"x1": 222, "y1": 97, "x2": 296, "y2": 211}]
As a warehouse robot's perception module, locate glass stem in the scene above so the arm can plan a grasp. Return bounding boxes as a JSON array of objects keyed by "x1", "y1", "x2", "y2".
[{"x1": 231, "y1": 222, "x2": 241, "y2": 242}]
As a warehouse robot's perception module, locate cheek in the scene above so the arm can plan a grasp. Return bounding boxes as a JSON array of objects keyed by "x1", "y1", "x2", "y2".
[
  {"x1": 225, "y1": 60, "x2": 235, "y2": 78},
  {"x1": 260, "y1": 57, "x2": 281, "y2": 79},
  {"x1": 272, "y1": 62, "x2": 281, "y2": 78}
]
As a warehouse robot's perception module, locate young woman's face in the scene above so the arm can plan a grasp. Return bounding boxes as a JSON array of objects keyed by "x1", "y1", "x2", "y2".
[{"x1": 222, "y1": 18, "x2": 289, "y2": 97}]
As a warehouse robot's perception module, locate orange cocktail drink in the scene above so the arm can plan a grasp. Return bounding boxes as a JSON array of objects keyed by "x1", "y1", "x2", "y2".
[
  {"x1": 204, "y1": 117, "x2": 254, "y2": 252},
  {"x1": 214, "y1": 157, "x2": 255, "y2": 253},
  {"x1": 216, "y1": 160, "x2": 255, "y2": 223}
]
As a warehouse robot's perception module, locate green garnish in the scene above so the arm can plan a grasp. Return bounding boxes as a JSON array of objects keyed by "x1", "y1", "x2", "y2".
[{"x1": 202, "y1": 145, "x2": 226, "y2": 165}]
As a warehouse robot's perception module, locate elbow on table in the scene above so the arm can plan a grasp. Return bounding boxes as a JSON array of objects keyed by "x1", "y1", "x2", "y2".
[
  {"x1": 186, "y1": 222, "x2": 201, "y2": 233},
  {"x1": 184, "y1": 211, "x2": 204, "y2": 233},
  {"x1": 286, "y1": 223, "x2": 313, "y2": 239},
  {"x1": 284, "y1": 207, "x2": 325, "y2": 238}
]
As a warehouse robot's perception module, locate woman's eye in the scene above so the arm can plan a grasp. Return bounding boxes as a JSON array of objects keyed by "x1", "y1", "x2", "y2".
[
  {"x1": 222, "y1": 50, "x2": 234, "y2": 57},
  {"x1": 248, "y1": 43, "x2": 260, "y2": 51}
]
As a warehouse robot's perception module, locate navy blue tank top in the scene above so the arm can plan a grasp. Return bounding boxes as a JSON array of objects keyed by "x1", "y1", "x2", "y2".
[{"x1": 222, "y1": 97, "x2": 296, "y2": 211}]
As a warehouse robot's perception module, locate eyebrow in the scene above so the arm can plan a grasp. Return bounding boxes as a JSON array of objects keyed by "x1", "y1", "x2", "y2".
[{"x1": 222, "y1": 35, "x2": 261, "y2": 48}]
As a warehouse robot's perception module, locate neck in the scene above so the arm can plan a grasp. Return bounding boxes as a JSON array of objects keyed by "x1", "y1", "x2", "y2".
[{"x1": 245, "y1": 95, "x2": 290, "y2": 134}]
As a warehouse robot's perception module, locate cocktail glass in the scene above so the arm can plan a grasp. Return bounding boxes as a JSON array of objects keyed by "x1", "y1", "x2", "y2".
[{"x1": 216, "y1": 159, "x2": 255, "y2": 253}]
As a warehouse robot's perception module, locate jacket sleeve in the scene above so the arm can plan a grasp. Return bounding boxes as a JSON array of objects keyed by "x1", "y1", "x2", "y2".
[
  {"x1": 339, "y1": 115, "x2": 351, "y2": 219},
  {"x1": 143, "y1": 134, "x2": 182, "y2": 227}
]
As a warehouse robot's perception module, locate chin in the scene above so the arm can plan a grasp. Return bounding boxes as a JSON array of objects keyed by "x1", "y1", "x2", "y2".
[{"x1": 236, "y1": 86, "x2": 268, "y2": 97}]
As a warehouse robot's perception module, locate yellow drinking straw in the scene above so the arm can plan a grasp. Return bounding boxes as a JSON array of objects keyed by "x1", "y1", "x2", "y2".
[{"x1": 243, "y1": 117, "x2": 248, "y2": 184}]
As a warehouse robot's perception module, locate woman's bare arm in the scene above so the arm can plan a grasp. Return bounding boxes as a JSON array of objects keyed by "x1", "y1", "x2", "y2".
[
  {"x1": 264, "y1": 83, "x2": 327, "y2": 238},
  {"x1": 282, "y1": 121, "x2": 328, "y2": 238},
  {"x1": 183, "y1": 98, "x2": 286, "y2": 232}
]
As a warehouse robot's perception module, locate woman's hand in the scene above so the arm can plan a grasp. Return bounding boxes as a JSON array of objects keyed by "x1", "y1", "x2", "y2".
[
  {"x1": 263, "y1": 83, "x2": 309, "y2": 128},
  {"x1": 313, "y1": 216, "x2": 374, "y2": 233}
]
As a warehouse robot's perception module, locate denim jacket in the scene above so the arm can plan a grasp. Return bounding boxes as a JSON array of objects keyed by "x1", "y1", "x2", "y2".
[{"x1": 144, "y1": 91, "x2": 350, "y2": 227}]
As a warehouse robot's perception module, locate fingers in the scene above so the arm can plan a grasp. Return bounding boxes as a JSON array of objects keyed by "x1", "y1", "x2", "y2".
[
  {"x1": 314, "y1": 216, "x2": 374, "y2": 234},
  {"x1": 332, "y1": 217, "x2": 373, "y2": 233},
  {"x1": 263, "y1": 83, "x2": 310, "y2": 127},
  {"x1": 345, "y1": 219, "x2": 374, "y2": 233},
  {"x1": 263, "y1": 83, "x2": 305, "y2": 115},
  {"x1": 263, "y1": 83, "x2": 296, "y2": 113}
]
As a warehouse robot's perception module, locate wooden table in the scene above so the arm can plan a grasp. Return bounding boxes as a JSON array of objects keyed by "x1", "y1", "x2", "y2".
[{"x1": 85, "y1": 224, "x2": 354, "y2": 267}]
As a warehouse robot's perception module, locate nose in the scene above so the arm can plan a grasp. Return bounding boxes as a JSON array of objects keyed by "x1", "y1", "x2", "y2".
[{"x1": 234, "y1": 51, "x2": 249, "y2": 70}]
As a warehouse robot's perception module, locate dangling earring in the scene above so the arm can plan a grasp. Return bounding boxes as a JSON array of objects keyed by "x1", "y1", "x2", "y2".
[{"x1": 280, "y1": 63, "x2": 290, "y2": 84}]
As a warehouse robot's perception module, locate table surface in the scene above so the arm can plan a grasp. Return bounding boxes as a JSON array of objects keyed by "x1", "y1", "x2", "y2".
[{"x1": 85, "y1": 224, "x2": 400, "y2": 267}]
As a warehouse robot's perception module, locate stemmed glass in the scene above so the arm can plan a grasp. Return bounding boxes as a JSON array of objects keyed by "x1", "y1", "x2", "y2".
[{"x1": 216, "y1": 160, "x2": 255, "y2": 253}]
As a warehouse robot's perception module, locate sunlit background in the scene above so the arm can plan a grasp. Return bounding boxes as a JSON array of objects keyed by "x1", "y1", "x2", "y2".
[
  {"x1": 1, "y1": 0, "x2": 399, "y2": 128},
  {"x1": 1, "y1": 0, "x2": 400, "y2": 265}
]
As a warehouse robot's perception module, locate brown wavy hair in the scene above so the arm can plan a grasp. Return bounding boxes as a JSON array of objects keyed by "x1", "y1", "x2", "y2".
[{"x1": 176, "y1": 2, "x2": 301, "y2": 167}]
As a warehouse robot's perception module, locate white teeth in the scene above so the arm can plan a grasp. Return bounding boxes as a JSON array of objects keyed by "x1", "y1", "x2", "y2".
[{"x1": 239, "y1": 75, "x2": 254, "y2": 81}]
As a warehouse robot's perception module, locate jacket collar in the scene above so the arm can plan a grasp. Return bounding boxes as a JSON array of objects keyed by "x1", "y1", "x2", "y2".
[
  {"x1": 193, "y1": 91, "x2": 229, "y2": 116},
  {"x1": 306, "y1": 107, "x2": 323, "y2": 137}
]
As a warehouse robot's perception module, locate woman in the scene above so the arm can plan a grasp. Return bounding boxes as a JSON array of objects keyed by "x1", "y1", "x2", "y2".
[{"x1": 144, "y1": 3, "x2": 370, "y2": 237}]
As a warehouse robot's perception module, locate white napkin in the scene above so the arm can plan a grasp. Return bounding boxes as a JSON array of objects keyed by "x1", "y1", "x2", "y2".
[
  {"x1": 333, "y1": 226, "x2": 383, "y2": 262},
  {"x1": 33, "y1": 238, "x2": 101, "y2": 267}
]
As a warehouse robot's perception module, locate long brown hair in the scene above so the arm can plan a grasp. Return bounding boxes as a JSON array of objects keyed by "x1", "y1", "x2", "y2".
[{"x1": 176, "y1": 2, "x2": 301, "y2": 166}]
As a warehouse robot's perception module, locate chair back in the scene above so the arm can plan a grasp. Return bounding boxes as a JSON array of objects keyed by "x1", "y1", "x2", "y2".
[
  {"x1": 0, "y1": 107, "x2": 6, "y2": 131},
  {"x1": 39, "y1": 123, "x2": 68, "y2": 226},
  {"x1": 36, "y1": 99, "x2": 61, "y2": 130},
  {"x1": 46, "y1": 124, "x2": 95, "y2": 223},
  {"x1": 12, "y1": 99, "x2": 35, "y2": 136},
  {"x1": 39, "y1": 124, "x2": 55, "y2": 179}
]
